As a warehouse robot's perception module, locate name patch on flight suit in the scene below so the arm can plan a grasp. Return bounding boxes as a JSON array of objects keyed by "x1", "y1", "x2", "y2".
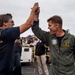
[
  {"x1": 51, "y1": 38, "x2": 57, "y2": 45},
  {"x1": 61, "y1": 42, "x2": 69, "y2": 47}
]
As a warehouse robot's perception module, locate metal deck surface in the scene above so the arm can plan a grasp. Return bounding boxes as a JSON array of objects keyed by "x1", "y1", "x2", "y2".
[{"x1": 21, "y1": 62, "x2": 50, "y2": 75}]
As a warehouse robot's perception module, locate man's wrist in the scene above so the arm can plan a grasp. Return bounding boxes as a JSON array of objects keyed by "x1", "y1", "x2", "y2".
[{"x1": 34, "y1": 19, "x2": 39, "y2": 23}]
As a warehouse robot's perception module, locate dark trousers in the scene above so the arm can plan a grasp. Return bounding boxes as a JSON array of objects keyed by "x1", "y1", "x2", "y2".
[
  {"x1": 13, "y1": 66, "x2": 22, "y2": 75},
  {"x1": 13, "y1": 53, "x2": 22, "y2": 75}
]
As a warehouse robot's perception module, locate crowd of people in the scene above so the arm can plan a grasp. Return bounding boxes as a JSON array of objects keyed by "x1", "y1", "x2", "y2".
[
  {"x1": 21, "y1": 35, "x2": 50, "y2": 75},
  {"x1": 0, "y1": 2, "x2": 75, "y2": 75}
]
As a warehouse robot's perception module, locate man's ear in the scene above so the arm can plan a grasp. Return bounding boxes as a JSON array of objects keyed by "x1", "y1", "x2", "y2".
[
  {"x1": 3, "y1": 22, "x2": 7, "y2": 27},
  {"x1": 56, "y1": 23, "x2": 59, "y2": 28}
]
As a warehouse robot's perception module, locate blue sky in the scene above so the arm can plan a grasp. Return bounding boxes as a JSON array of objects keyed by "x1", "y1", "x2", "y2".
[{"x1": 0, "y1": 0, "x2": 75, "y2": 37}]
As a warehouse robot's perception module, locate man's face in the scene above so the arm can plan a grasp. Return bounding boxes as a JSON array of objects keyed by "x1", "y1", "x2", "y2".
[
  {"x1": 6, "y1": 19, "x2": 14, "y2": 28},
  {"x1": 48, "y1": 21, "x2": 59, "y2": 34},
  {"x1": 3, "y1": 18, "x2": 14, "y2": 28}
]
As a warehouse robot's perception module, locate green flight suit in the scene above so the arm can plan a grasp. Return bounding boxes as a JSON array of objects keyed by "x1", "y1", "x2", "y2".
[{"x1": 31, "y1": 20, "x2": 75, "y2": 75}]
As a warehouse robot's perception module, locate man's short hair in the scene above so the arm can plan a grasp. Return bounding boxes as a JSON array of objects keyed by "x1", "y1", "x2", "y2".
[
  {"x1": 47, "y1": 15, "x2": 62, "y2": 25},
  {"x1": 0, "y1": 13, "x2": 12, "y2": 27}
]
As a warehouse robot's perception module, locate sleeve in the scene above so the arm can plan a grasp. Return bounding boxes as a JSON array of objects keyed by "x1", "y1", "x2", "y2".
[
  {"x1": 31, "y1": 20, "x2": 49, "y2": 45},
  {"x1": 73, "y1": 37, "x2": 75, "y2": 57},
  {"x1": 1, "y1": 27, "x2": 20, "y2": 41}
]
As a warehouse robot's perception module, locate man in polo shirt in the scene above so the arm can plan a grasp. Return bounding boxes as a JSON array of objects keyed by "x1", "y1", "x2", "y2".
[{"x1": 0, "y1": 2, "x2": 39, "y2": 75}]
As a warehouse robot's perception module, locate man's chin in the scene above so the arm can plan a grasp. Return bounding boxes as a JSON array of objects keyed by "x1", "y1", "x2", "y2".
[{"x1": 50, "y1": 31, "x2": 55, "y2": 34}]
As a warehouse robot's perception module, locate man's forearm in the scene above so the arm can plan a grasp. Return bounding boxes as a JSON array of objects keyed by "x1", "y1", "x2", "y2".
[{"x1": 19, "y1": 2, "x2": 39, "y2": 34}]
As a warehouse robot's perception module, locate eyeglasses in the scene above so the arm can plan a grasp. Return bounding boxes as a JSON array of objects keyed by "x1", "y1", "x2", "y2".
[
  {"x1": 8, "y1": 20, "x2": 14, "y2": 24},
  {"x1": 10, "y1": 20, "x2": 14, "y2": 23}
]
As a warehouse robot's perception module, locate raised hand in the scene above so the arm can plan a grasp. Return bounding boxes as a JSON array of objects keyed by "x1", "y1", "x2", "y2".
[
  {"x1": 31, "y1": 2, "x2": 39, "y2": 14},
  {"x1": 31, "y1": 3, "x2": 40, "y2": 21}
]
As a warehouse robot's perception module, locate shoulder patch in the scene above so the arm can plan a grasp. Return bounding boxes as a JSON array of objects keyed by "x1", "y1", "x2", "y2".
[
  {"x1": 0, "y1": 40, "x2": 3, "y2": 43},
  {"x1": 51, "y1": 38, "x2": 57, "y2": 45}
]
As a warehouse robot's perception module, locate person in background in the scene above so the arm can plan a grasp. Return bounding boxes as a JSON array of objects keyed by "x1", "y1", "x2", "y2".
[
  {"x1": 0, "y1": 2, "x2": 39, "y2": 75},
  {"x1": 31, "y1": 4, "x2": 75, "y2": 75},
  {"x1": 13, "y1": 37, "x2": 22, "y2": 75},
  {"x1": 35, "y1": 39, "x2": 49, "y2": 75},
  {"x1": 27, "y1": 37, "x2": 33, "y2": 44}
]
